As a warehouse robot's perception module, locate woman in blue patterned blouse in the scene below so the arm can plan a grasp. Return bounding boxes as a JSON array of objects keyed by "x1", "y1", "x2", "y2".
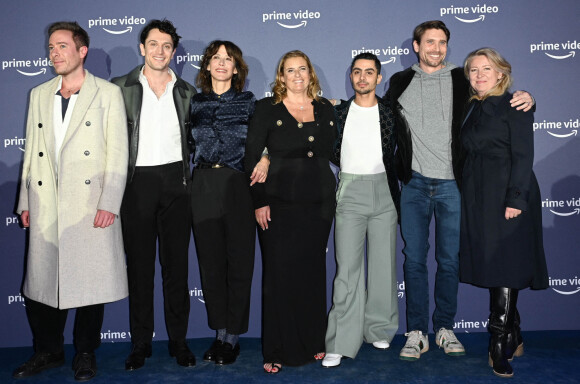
[{"x1": 189, "y1": 40, "x2": 268, "y2": 366}]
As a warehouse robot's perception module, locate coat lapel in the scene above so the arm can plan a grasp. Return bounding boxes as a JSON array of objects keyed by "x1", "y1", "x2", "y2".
[
  {"x1": 60, "y1": 70, "x2": 97, "y2": 154},
  {"x1": 40, "y1": 77, "x2": 59, "y2": 176}
]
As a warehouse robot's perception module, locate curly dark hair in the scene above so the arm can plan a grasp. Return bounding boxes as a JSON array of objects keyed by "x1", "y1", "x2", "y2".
[{"x1": 140, "y1": 19, "x2": 181, "y2": 49}]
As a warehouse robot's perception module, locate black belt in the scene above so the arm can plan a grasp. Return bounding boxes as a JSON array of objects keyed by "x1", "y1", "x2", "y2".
[{"x1": 197, "y1": 163, "x2": 226, "y2": 169}]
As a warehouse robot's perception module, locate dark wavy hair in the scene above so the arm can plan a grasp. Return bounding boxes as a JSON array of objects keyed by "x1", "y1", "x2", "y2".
[
  {"x1": 140, "y1": 19, "x2": 181, "y2": 49},
  {"x1": 412, "y1": 20, "x2": 451, "y2": 44},
  {"x1": 196, "y1": 40, "x2": 248, "y2": 94},
  {"x1": 48, "y1": 21, "x2": 89, "y2": 62},
  {"x1": 271, "y1": 50, "x2": 320, "y2": 104}
]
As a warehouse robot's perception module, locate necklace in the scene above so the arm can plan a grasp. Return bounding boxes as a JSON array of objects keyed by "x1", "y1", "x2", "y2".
[
  {"x1": 297, "y1": 105, "x2": 304, "y2": 128},
  {"x1": 60, "y1": 86, "x2": 79, "y2": 99}
]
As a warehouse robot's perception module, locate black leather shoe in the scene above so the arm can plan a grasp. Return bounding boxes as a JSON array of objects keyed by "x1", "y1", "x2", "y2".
[
  {"x1": 72, "y1": 352, "x2": 97, "y2": 382},
  {"x1": 203, "y1": 339, "x2": 224, "y2": 362},
  {"x1": 169, "y1": 341, "x2": 196, "y2": 367},
  {"x1": 12, "y1": 351, "x2": 65, "y2": 378},
  {"x1": 216, "y1": 343, "x2": 240, "y2": 365},
  {"x1": 125, "y1": 343, "x2": 152, "y2": 371}
]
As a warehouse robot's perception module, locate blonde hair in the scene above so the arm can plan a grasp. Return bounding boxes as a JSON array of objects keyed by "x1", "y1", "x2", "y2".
[
  {"x1": 271, "y1": 50, "x2": 320, "y2": 104},
  {"x1": 464, "y1": 47, "x2": 513, "y2": 101}
]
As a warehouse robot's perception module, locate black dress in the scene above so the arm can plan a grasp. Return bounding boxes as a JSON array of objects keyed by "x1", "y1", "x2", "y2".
[
  {"x1": 245, "y1": 97, "x2": 337, "y2": 366},
  {"x1": 459, "y1": 93, "x2": 548, "y2": 290}
]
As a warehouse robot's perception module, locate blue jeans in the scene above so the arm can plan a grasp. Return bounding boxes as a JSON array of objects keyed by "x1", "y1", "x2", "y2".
[{"x1": 401, "y1": 172, "x2": 460, "y2": 333}]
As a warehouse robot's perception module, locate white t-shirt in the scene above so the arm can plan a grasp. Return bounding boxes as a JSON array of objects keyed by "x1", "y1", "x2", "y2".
[{"x1": 340, "y1": 101, "x2": 385, "y2": 174}]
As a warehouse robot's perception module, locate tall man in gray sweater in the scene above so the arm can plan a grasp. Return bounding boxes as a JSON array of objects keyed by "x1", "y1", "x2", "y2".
[{"x1": 384, "y1": 20, "x2": 534, "y2": 361}]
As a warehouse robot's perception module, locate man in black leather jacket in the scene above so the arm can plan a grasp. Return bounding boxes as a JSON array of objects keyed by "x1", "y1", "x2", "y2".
[{"x1": 111, "y1": 19, "x2": 197, "y2": 371}]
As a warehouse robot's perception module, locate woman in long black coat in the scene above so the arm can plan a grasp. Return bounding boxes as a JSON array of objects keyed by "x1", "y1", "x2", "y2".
[{"x1": 459, "y1": 48, "x2": 548, "y2": 378}]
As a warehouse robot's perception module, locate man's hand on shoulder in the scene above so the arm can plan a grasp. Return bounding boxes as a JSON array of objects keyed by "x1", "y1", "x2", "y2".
[{"x1": 510, "y1": 91, "x2": 535, "y2": 112}]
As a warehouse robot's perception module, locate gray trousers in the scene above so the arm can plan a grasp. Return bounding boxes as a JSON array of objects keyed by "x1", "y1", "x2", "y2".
[{"x1": 325, "y1": 172, "x2": 398, "y2": 358}]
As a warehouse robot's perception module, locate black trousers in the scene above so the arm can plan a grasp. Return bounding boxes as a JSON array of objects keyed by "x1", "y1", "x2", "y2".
[
  {"x1": 121, "y1": 162, "x2": 191, "y2": 345},
  {"x1": 191, "y1": 167, "x2": 255, "y2": 334},
  {"x1": 25, "y1": 297, "x2": 104, "y2": 354}
]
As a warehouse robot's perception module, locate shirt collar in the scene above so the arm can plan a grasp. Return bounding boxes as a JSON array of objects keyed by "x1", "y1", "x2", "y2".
[
  {"x1": 138, "y1": 67, "x2": 177, "y2": 91},
  {"x1": 211, "y1": 86, "x2": 236, "y2": 101}
]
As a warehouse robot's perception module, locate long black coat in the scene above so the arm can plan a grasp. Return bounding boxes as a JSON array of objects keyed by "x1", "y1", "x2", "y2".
[{"x1": 459, "y1": 93, "x2": 548, "y2": 290}]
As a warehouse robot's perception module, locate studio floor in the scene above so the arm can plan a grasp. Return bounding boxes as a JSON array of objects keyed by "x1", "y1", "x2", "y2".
[{"x1": 2, "y1": 331, "x2": 579, "y2": 384}]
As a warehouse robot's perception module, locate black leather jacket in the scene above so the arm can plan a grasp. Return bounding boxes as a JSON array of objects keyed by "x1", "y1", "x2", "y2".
[
  {"x1": 111, "y1": 66, "x2": 197, "y2": 184},
  {"x1": 384, "y1": 67, "x2": 470, "y2": 188}
]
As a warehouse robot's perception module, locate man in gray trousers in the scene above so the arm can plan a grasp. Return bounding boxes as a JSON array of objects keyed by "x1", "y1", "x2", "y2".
[{"x1": 322, "y1": 52, "x2": 400, "y2": 368}]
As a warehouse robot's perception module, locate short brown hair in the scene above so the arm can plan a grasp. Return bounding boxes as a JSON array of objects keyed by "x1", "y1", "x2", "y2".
[
  {"x1": 196, "y1": 40, "x2": 248, "y2": 94},
  {"x1": 271, "y1": 50, "x2": 320, "y2": 104},
  {"x1": 412, "y1": 20, "x2": 450, "y2": 45},
  {"x1": 48, "y1": 21, "x2": 90, "y2": 62}
]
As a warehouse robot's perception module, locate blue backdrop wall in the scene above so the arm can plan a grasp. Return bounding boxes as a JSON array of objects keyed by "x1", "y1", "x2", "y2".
[{"x1": 1, "y1": 0, "x2": 579, "y2": 348}]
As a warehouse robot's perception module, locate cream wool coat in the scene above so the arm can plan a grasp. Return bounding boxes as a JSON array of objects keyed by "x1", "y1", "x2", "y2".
[{"x1": 17, "y1": 70, "x2": 129, "y2": 309}]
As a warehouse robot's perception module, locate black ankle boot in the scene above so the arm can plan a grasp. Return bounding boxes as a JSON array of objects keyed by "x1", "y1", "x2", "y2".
[
  {"x1": 506, "y1": 308, "x2": 524, "y2": 361},
  {"x1": 488, "y1": 287, "x2": 518, "y2": 378}
]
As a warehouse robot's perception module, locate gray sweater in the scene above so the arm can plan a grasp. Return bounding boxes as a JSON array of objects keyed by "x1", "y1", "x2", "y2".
[{"x1": 398, "y1": 62, "x2": 456, "y2": 180}]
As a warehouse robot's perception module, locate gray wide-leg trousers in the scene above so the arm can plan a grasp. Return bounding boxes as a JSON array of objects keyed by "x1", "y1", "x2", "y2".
[{"x1": 325, "y1": 172, "x2": 399, "y2": 358}]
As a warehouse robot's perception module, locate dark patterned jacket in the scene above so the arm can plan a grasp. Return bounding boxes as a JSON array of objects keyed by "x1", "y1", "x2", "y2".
[{"x1": 334, "y1": 96, "x2": 400, "y2": 221}]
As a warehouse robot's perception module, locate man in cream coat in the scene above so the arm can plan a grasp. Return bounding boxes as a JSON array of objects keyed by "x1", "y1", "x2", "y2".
[{"x1": 13, "y1": 21, "x2": 128, "y2": 382}]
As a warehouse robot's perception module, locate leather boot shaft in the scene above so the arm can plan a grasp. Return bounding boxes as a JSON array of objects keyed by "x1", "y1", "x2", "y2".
[{"x1": 488, "y1": 287, "x2": 519, "y2": 377}]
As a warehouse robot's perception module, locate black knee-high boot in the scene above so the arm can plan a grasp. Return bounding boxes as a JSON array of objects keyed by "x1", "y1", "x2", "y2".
[
  {"x1": 506, "y1": 308, "x2": 524, "y2": 361},
  {"x1": 488, "y1": 287, "x2": 518, "y2": 378}
]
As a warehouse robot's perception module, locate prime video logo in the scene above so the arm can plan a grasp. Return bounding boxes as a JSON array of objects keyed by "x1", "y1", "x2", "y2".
[
  {"x1": 530, "y1": 41, "x2": 578, "y2": 60},
  {"x1": 262, "y1": 10, "x2": 321, "y2": 29},
  {"x1": 190, "y1": 287, "x2": 204, "y2": 303},
  {"x1": 549, "y1": 276, "x2": 580, "y2": 295},
  {"x1": 541, "y1": 197, "x2": 580, "y2": 217},
  {"x1": 440, "y1": 4, "x2": 499, "y2": 23},
  {"x1": 87, "y1": 16, "x2": 147, "y2": 35},
  {"x1": 174, "y1": 52, "x2": 204, "y2": 70},
  {"x1": 2, "y1": 57, "x2": 52, "y2": 76},
  {"x1": 351, "y1": 46, "x2": 411, "y2": 65}
]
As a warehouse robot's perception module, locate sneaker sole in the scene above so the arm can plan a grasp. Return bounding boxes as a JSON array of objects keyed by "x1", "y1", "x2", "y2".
[
  {"x1": 435, "y1": 339, "x2": 465, "y2": 356},
  {"x1": 399, "y1": 346, "x2": 429, "y2": 361}
]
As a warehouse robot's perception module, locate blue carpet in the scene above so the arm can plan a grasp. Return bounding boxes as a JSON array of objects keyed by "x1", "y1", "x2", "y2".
[{"x1": 2, "y1": 331, "x2": 579, "y2": 383}]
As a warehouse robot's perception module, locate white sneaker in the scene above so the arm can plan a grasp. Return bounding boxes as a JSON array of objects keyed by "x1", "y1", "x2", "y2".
[
  {"x1": 435, "y1": 328, "x2": 465, "y2": 356},
  {"x1": 321, "y1": 353, "x2": 342, "y2": 368},
  {"x1": 372, "y1": 340, "x2": 390, "y2": 349},
  {"x1": 399, "y1": 331, "x2": 429, "y2": 361}
]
